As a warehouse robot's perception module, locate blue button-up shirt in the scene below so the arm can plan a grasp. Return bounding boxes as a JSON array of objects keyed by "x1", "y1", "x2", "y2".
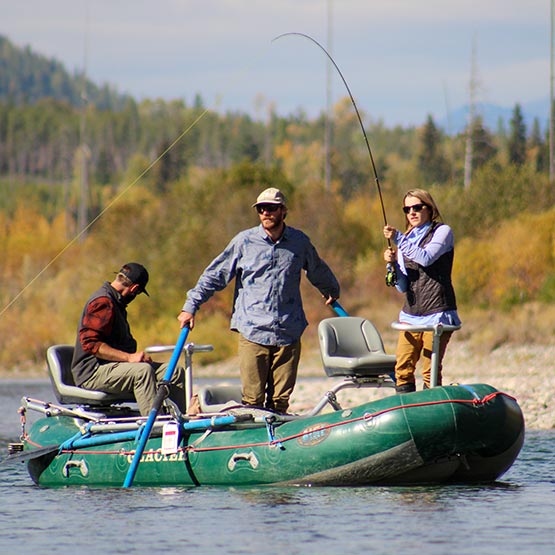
[{"x1": 183, "y1": 224, "x2": 340, "y2": 346}]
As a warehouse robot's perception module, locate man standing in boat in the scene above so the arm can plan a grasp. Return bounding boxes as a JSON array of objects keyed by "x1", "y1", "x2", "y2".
[
  {"x1": 178, "y1": 188, "x2": 340, "y2": 414},
  {"x1": 71, "y1": 262, "x2": 187, "y2": 416}
]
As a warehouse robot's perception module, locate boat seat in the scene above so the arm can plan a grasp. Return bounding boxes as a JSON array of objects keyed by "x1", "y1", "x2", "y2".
[
  {"x1": 46, "y1": 344, "x2": 135, "y2": 406},
  {"x1": 197, "y1": 384, "x2": 243, "y2": 413},
  {"x1": 318, "y1": 317, "x2": 396, "y2": 378}
]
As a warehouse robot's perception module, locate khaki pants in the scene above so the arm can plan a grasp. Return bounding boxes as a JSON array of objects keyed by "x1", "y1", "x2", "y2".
[
  {"x1": 394, "y1": 330, "x2": 453, "y2": 389},
  {"x1": 238, "y1": 335, "x2": 301, "y2": 413},
  {"x1": 81, "y1": 361, "x2": 186, "y2": 416}
]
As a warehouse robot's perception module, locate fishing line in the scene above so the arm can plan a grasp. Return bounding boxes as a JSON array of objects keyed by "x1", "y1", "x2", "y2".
[
  {"x1": 0, "y1": 37, "x2": 279, "y2": 319},
  {"x1": 272, "y1": 32, "x2": 397, "y2": 286},
  {"x1": 0, "y1": 110, "x2": 209, "y2": 319}
]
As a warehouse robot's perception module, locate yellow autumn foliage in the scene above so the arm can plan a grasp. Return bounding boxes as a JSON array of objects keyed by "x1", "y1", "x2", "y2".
[
  {"x1": 454, "y1": 209, "x2": 555, "y2": 308},
  {"x1": 1, "y1": 169, "x2": 555, "y2": 372}
]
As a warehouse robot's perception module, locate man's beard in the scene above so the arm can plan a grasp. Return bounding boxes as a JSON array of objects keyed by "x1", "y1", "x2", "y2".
[{"x1": 122, "y1": 292, "x2": 138, "y2": 306}]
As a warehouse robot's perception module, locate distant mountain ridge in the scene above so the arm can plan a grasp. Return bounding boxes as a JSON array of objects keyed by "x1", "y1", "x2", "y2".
[
  {"x1": 439, "y1": 98, "x2": 550, "y2": 135},
  {"x1": 1, "y1": 33, "x2": 550, "y2": 133}
]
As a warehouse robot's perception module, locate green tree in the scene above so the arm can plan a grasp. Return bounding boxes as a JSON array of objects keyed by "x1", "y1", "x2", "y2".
[
  {"x1": 445, "y1": 164, "x2": 555, "y2": 239},
  {"x1": 508, "y1": 103, "x2": 527, "y2": 166},
  {"x1": 471, "y1": 116, "x2": 498, "y2": 170},
  {"x1": 528, "y1": 118, "x2": 547, "y2": 173},
  {"x1": 416, "y1": 115, "x2": 450, "y2": 184}
]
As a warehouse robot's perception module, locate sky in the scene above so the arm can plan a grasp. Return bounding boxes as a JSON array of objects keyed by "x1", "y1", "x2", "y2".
[{"x1": 2, "y1": 0, "x2": 551, "y2": 127}]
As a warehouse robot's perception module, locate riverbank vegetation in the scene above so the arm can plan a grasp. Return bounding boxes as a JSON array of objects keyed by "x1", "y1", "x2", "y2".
[
  {"x1": 0, "y1": 35, "x2": 554, "y2": 373},
  {"x1": 1, "y1": 157, "x2": 554, "y2": 374}
]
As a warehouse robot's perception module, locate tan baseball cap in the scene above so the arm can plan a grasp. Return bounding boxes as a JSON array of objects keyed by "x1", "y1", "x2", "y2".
[{"x1": 252, "y1": 187, "x2": 286, "y2": 207}]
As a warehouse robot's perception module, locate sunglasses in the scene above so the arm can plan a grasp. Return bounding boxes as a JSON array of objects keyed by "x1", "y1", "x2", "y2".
[
  {"x1": 403, "y1": 203, "x2": 428, "y2": 214},
  {"x1": 256, "y1": 204, "x2": 281, "y2": 214}
]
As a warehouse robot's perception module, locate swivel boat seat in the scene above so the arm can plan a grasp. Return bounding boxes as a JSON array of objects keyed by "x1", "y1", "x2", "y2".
[
  {"x1": 311, "y1": 317, "x2": 396, "y2": 415},
  {"x1": 46, "y1": 344, "x2": 136, "y2": 410}
]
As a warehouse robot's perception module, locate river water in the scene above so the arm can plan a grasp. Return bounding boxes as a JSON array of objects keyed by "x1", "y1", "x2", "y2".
[{"x1": 1, "y1": 379, "x2": 553, "y2": 555}]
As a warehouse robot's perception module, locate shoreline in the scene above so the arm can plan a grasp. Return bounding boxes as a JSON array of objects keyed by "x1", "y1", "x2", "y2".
[
  {"x1": 189, "y1": 340, "x2": 554, "y2": 429},
  {"x1": 1, "y1": 340, "x2": 552, "y2": 430}
]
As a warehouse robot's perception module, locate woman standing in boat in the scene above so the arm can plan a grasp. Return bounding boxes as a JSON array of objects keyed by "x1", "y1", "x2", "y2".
[{"x1": 383, "y1": 189, "x2": 461, "y2": 393}]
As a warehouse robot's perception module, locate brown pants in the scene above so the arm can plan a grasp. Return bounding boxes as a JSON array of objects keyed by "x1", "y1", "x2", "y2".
[
  {"x1": 394, "y1": 330, "x2": 453, "y2": 388},
  {"x1": 238, "y1": 335, "x2": 301, "y2": 414},
  {"x1": 81, "y1": 361, "x2": 186, "y2": 416}
]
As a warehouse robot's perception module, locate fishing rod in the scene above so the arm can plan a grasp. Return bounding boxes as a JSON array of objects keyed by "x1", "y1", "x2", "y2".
[{"x1": 272, "y1": 32, "x2": 397, "y2": 287}]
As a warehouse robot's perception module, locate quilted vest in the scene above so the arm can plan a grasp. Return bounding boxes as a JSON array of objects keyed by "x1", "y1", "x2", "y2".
[
  {"x1": 71, "y1": 282, "x2": 137, "y2": 386},
  {"x1": 402, "y1": 223, "x2": 457, "y2": 317}
]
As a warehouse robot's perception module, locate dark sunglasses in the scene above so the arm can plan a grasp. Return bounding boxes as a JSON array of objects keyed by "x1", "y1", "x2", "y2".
[
  {"x1": 256, "y1": 204, "x2": 281, "y2": 214},
  {"x1": 403, "y1": 203, "x2": 428, "y2": 214}
]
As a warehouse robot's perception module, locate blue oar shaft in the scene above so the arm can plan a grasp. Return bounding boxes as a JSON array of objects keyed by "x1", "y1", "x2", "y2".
[
  {"x1": 64, "y1": 430, "x2": 139, "y2": 450},
  {"x1": 123, "y1": 326, "x2": 190, "y2": 488},
  {"x1": 182, "y1": 415, "x2": 238, "y2": 430},
  {"x1": 331, "y1": 300, "x2": 349, "y2": 317},
  {"x1": 62, "y1": 414, "x2": 241, "y2": 451}
]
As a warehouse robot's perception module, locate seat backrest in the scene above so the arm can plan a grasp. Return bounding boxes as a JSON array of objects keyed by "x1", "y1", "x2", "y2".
[
  {"x1": 48, "y1": 344, "x2": 76, "y2": 386},
  {"x1": 46, "y1": 344, "x2": 133, "y2": 406},
  {"x1": 360, "y1": 319, "x2": 387, "y2": 354},
  {"x1": 197, "y1": 384, "x2": 243, "y2": 413},
  {"x1": 318, "y1": 317, "x2": 396, "y2": 378},
  {"x1": 319, "y1": 317, "x2": 386, "y2": 358}
]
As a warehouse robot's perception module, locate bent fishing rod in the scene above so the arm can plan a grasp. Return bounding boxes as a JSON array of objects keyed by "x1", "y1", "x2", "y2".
[{"x1": 272, "y1": 32, "x2": 397, "y2": 287}]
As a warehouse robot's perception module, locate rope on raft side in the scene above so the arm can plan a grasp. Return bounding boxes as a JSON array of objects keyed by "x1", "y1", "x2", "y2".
[{"x1": 38, "y1": 391, "x2": 515, "y2": 457}]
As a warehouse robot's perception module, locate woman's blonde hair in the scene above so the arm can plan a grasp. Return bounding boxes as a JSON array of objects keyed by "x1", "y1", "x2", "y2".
[{"x1": 403, "y1": 189, "x2": 442, "y2": 231}]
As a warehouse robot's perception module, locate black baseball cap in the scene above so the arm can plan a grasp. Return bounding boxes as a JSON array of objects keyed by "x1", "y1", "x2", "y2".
[{"x1": 118, "y1": 263, "x2": 149, "y2": 296}]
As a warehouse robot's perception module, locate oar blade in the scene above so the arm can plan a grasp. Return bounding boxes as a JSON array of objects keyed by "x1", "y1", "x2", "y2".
[{"x1": 1, "y1": 444, "x2": 59, "y2": 465}]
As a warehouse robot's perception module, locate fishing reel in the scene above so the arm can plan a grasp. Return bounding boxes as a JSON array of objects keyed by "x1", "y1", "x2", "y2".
[{"x1": 385, "y1": 263, "x2": 397, "y2": 287}]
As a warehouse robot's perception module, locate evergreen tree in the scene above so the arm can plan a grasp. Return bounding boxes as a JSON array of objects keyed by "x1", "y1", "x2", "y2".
[
  {"x1": 417, "y1": 115, "x2": 450, "y2": 184},
  {"x1": 508, "y1": 103, "x2": 527, "y2": 166},
  {"x1": 471, "y1": 116, "x2": 498, "y2": 170},
  {"x1": 528, "y1": 118, "x2": 547, "y2": 173}
]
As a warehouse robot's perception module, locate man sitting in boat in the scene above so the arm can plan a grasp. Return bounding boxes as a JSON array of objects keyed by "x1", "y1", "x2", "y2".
[{"x1": 71, "y1": 262, "x2": 187, "y2": 416}]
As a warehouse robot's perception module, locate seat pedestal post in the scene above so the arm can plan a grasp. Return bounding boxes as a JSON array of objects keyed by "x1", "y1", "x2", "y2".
[{"x1": 390, "y1": 322, "x2": 461, "y2": 388}]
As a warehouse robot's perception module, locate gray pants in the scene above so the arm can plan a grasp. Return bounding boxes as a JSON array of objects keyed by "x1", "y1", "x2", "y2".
[{"x1": 81, "y1": 361, "x2": 186, "y2": 416}]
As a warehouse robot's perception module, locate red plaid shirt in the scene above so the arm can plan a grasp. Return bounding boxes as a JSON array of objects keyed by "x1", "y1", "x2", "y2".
[{"x1": 79, "y1": 296, "x2": 115, "y2": 354}]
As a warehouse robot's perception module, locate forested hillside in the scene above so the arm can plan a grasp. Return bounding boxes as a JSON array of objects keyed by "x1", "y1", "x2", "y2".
[
  {"x1": 0, "y1": 35, "x2": 554, "y2": 372},
  {"x1": 0, "y1": 34, "x2": 130, "y2": 109}
]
